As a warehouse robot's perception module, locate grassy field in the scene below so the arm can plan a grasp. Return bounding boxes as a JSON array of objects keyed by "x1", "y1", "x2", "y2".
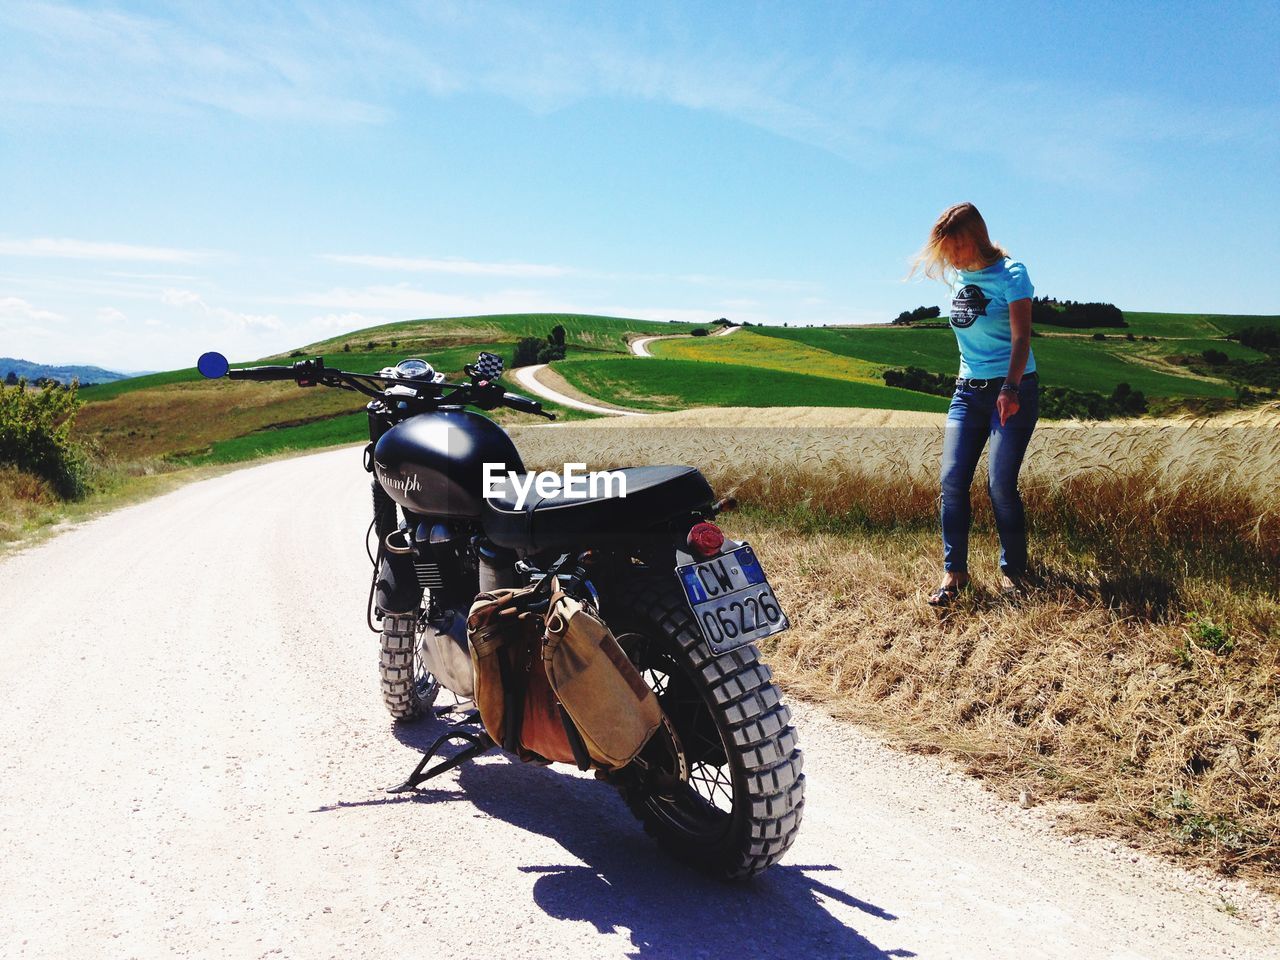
[
  {"x1": 1120, "y1": 312, "x2": 1280, "y2": 338},
  {"x1": 651, "y1": 329, "x2": 884, "y2": 381},
  {"x1": 6, "y1": 301, "x2": 1280, "y2": 890},
  {"x1": 512, "y1": 403, "x2": 1280, "y2": 890},
  {"x1": 290, "y1": 312, "x2": 701, "y2": 357},
  {"x1": 554, "y1": 356, "x2": 952, "y2": 412},
  {"x1": 749, "y1": 325, "x2": 1239, "y2": 398}
]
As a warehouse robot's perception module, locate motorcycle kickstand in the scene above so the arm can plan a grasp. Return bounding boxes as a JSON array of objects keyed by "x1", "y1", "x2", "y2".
[{"x1": 386, "y1": 728, "x2": 494, "y2": 794}]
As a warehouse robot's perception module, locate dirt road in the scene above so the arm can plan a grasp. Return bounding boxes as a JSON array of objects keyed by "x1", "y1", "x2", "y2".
[
  {"x1": 1, "y1": 447, "x2": 1274, "y2": 959},
  {"x1": 629, "y1": 322, "x2": 737, "y2": 358},
  {"x1": 509, "y1": 363, "x2": 645, "y2": 417}
]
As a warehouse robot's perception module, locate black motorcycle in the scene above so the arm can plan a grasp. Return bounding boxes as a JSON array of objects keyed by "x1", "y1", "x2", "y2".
[{"x1": 197, "y1": 349, "x2": 804, "y2": 877}]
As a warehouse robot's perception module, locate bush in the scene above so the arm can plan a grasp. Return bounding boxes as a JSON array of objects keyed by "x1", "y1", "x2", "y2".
[
  {"x1": 691, "y1": 328, "x2": 709, "y2": 337},
  {"x1": 880, "y1": 368, "x2": 1147, "y2": 420},
  {"x1": 1227, "y1": 326, "x2": 1280, "y2": 353},
  {"x1": 0, "y1": 379, "x2": 90, "y2": 499},
  {"x1": 1202, "y1": 348, "x2": 1229, "y2": 365},
  {"x1": 536, "y1": 342, "x2": 566, "y2": 364},
  {"x1": 513, "y1": 337, "x2": 544, "y2": 368},
  {"x1": 1032, "y1": 298, "x2": 1126, "y2": 328},
  {"x1": 1092, "y1": 333, "x2": 1107, "y2": 341},
  {"x1": 893, "y1": 305, "x2": 941, "y2": 325}
]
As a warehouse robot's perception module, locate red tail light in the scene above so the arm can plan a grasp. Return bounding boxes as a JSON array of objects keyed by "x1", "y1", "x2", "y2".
[{"x1": 687, "y1": 521, "x2": 725, "y2": 558}]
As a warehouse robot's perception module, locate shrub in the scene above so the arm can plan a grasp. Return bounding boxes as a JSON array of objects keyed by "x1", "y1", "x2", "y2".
[
  {"x1": 1032, "y1": 298, "x2": 1127, "y2": 328},
  {"x1": 0, "y1": 379, "x2": 90, "y2": 499},
  {"x1": 1202, "y1": 348, "x2": 1230, "y2": 365},
  {"x1": 1092, "y1": 332, "x2": 1107, "y2": 341},
  {"x1": 1228, "y1": 326, "x2": 1280, "y2": 353},
  {"x1": 691, "y1": 328, "x2": 709, "y2": 337},
  {"x1": 536, "y1": 342, "x2": 566, "y2": 364},
  {"x1": 513, "y1": 337, "x2": 544, "y2": 367},
  {"x1": 893, "y1": 305, "x2": 941, "y2": 325}
]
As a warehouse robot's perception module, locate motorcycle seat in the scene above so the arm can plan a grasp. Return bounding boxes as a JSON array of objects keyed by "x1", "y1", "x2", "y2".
[{"x1": 481, "y1": 465, "x2": 714, "y2": 553}]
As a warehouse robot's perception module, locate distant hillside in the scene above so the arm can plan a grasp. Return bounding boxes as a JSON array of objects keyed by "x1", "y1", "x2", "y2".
[{"x1": 1, "y1": 357, "x2": 136, "y2": 386}]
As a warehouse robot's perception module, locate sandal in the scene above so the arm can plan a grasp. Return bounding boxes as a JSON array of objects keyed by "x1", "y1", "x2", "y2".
[{"x1": 927, "y1": 583, "x2": 965, "y2": 607}]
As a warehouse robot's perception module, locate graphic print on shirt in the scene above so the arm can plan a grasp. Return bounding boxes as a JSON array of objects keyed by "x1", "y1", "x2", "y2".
[{"x1": 950, "y1": 284, "x2": 991, "y2": 328}]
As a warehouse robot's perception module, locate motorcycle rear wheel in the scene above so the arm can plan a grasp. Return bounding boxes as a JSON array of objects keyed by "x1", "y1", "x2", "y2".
[
  {"x1": 608, "y1": 574, "x2": 805, "y2": 878},
  {"x1": 379, "y1": 611, "x2": 441, "y2": 720}
]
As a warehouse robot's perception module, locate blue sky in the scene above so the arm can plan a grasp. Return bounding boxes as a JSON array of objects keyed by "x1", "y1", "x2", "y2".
[{"x1": 1, "y1": 0, "x2": 1277, "y2": 371}]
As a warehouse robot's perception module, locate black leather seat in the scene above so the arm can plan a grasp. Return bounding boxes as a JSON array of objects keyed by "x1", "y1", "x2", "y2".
[{"x1": 482, "y1": 465, "x2": 714, "y2": 553}]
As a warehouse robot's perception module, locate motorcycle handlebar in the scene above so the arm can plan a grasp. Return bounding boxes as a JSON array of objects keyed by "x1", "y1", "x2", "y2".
[
  {"x1": 503, "y1": 392, "x2": 555, "y2": 420},
  {"x1": 227, "y1": 365, "x2": 299, "y2": 381}
]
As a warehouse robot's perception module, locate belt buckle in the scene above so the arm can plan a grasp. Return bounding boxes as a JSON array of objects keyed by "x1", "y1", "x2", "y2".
[{"x1": 968, "y1": 378, "x2": 988, "y2": 389}]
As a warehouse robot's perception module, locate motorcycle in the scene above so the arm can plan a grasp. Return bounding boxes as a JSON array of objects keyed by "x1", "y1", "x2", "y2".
[{"x1": 196, "y1": 349, "x2": 804, "y2": 877}]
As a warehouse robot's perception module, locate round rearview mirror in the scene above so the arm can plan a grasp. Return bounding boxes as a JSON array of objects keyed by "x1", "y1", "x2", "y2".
[{"x1": 197, "y1": 351, "x2": 230, "y2": 379}]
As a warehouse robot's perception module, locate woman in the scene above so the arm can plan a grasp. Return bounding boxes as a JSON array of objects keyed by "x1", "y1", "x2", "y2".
[{"x1": 909, "y1": 202, "x2": 1038, "y2": 606}]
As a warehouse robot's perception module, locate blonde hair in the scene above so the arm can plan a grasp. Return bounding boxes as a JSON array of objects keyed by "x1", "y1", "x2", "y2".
[{"x1": 908, "y1": 202, "x2": 1008, "y2": 284}]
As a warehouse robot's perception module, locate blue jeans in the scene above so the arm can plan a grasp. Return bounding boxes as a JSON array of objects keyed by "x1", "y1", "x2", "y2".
[{"x1": 940, "y1": 376, "x2": 1038, "y2": 575}]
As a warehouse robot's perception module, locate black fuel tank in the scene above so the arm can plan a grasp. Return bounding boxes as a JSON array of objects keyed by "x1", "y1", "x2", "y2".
[{"x1": 374, "y1": 410, "x2": 525, "y2": 518}]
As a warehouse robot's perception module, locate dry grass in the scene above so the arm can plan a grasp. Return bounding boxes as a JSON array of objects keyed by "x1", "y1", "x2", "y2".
[
  {"x1": 74, "y1": 379, "x2": 365, "y2": 460},
  {"x1": 514, "y1": 402, "x2": 1280, "y2": 888}
]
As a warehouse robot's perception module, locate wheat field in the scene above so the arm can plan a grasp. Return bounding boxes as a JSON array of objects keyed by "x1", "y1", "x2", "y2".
[{"x1": 515, "y1": 403, "x2": 1280, "y2": 887}]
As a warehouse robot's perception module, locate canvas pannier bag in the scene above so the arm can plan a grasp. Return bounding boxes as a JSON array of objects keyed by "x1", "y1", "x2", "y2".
[
  {"x1": 543, "y1": 584, "x2": 664, "y2": 769},
  {"x1": 466, "y1": 587, "x2": 576, "y2": 764}
]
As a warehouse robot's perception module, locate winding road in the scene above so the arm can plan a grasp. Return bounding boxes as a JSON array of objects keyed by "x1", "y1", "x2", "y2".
[
  {"x1": 511, "y1": 324, "x2": 739, "y2": 417},
  {"x1": 1, "y1": 447, "x2": 1275, "y2": 958}
]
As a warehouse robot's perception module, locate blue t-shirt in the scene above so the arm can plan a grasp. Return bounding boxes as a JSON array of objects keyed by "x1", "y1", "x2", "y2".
[{"x1": 949, "y1": 257, "x2": 1036, "y2": 379}]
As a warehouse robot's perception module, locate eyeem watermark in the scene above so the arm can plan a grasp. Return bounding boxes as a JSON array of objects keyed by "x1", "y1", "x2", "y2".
[{"x1": 483, "y1": 462, "x2": 627, "y2": 509}]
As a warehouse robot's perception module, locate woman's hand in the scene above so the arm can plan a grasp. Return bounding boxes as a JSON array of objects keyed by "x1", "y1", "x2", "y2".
[{"x1": 997, "y1": 390, "x2": 1020, "y2": 426}]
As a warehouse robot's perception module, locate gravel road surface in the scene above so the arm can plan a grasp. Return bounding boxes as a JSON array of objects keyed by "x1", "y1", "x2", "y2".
[{"x1": 1, "y1": 447, "x2": 1275, "y2": 959}]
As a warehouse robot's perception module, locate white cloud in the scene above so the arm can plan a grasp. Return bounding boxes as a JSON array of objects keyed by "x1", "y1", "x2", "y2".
[
  {"x1": 307, "y1": 312, "x2": 394, "y2": 331},
  {"x1": 279, "y1": 284, "x2": 570, "y2": 315},
  {"x1": 96, "y1": 306, "x2": 127, "y2": 323},
  {"x1": 0, "y1": 296, "x2": 64, "y2": 329},
  {"x1": 320, "y1": 254, "x2": 573, "y2": 278},
  {"x1": 159, "y1": 287, "x2": 281, "y2": 331},
  {"x1": 0, "y1": 237, "x2": 211, "y2": 263}
]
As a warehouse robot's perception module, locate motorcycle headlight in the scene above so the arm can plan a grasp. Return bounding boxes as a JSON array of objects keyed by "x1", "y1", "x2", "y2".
[{"x1": 394, "y1": 358, "x2": 436, "y2": 381}]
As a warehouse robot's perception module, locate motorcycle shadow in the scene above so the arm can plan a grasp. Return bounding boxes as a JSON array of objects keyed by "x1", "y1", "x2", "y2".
[{"x1": 452, "y1": 757, "x2": 914, "y2": 960}]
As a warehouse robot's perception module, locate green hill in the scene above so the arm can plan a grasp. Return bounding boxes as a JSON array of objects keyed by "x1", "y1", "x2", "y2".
[
  {"x1": 2, "y1": 357, "x2": 136, "y2": 386},
  {"x1": 60, "y1": 308, "x2": 1280, "y2": 476}
]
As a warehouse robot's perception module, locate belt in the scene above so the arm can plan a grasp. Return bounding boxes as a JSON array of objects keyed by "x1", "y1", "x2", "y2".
[{"x1": 955, "y1": 371, "x2": 1037, "y2": 390}]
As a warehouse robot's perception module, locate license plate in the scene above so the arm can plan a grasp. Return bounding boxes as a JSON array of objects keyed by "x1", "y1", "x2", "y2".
[{"x1": 675, "y1": 543, "x2": 790, "y2": 654}]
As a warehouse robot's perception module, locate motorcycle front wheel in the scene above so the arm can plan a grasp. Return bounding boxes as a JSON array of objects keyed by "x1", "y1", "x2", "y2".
[
  {"x1": 607, "y1": 574, "x2": 805, "y2": 878},
  {"x1": 379, "y1": 610, "x2": 441, "y2": 720}
]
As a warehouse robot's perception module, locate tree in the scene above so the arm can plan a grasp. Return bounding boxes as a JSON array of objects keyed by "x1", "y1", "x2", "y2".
[
  {"x1": 0, "y1": 378, "x2": 90, "y2": 498},
  {"x1": 4, "y1": 371, "x2": 16, "y2": 386},
  {"x1": 513, "y1": 337, "x2": 544, "y2": 367},
  {"x1": 893, "y1": 305, "x2": 941, "y2": 325},
  {"x1": 549, "y1": 324, "x2": 566, "y2": 346},
  {"x1": 1201, "y1": 348, "x2": 1229, "y2": 365},
  {"x1": 536, "y1": 341, "x2": 566, "y2": 363},
  {"x1": 691, "y1": 328, "x2": 709, "y2": 337}
]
